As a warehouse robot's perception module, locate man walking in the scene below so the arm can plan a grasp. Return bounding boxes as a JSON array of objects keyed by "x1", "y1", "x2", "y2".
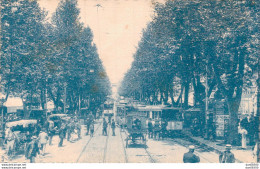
[
  {"x1": 48, "y1": 122, "x2": 56, "y2": 145},
  {"x1": 183, "y1": 145, "x2": 200, "y2": 163},
  {"x1": 38, "y1": 130, "x2": 48, "y2": 155},
  {"x1": 219, "y1": 144, "x2": 235, "y2": 163},
  {"x1": 148, "y1": 118, "x2": 153, "y2": 139},
  {"x1": 25, "y1": 136, "x2": 40, "y2": 163},
  {"x1": 111, "y1": 119, "x2": 116, "y2": 136},
  {"x1": 58, "y1": 124, "x2": 66, "y2": 147},
  {"x1": 90, "y1": 123, "x2": 94, "y2": 137},
  {"x1": 102, "y1": 118, "x2": 108, "y2": 136},
  {"x1": 86, "y1": 112, "x2": 94, "y2": 135},
  {"x1": 76, "y1": 120, "x2": 81, "y2": 140},
  {"x1": 66, "y1": 120, "x2": 73, "y2": 141}
]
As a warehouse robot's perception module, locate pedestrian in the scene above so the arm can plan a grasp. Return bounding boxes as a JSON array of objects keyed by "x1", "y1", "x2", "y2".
[
  {"x1": 183, "y1": 145, "x2": 200, "y2": 163},
  {"x1": 34, "y1": 123, "x2": 41, "y2": 137},
  {"x1": 108, "y1": 116, "x2": 112, "y2": 124},
  {"x1": 48, "y1": 123, "x2": 57, "y2": 146},
  {"x1": 86, "y1": 112, "x2": 94, "y2": 135},
  {"x1": 248, "y1": 116, "x2": 257, "y2": 146},
  {"x1": 153, "y1": 120, "x2": 160, "y2": 140},
  {"x1": 102, "y1": 118, "x2": 108, "y2": 136},
  {"x1": 76, "y1": 120, "x2": 81, "y2": 140},
  {"x1": 160, "y1": 120, "x2": 167, "y2": 140},
  {"x1": 58, "y1": 124, "x2": 66, "y2": 147},
  {"x1": 111, "y1": 119, "x2": 116, "y2": 136},
  {"x1": 85, "y1": 117, "x2": 90, "y2": 135},
  {"x1": 238, "y1": 125, "x2": 248, "y2": 149},
  {"x1": 119, "y1": 117, "x2": 124, "y2": 131},
  {"x1": 148, "y1": 118, "x2": 153, "y2": 139},
  {"x1": 90, "y1": 123, "x2": 94, "y2": 137},
  {"x1": 66, "y1": 120, "x2": 72, "y2": 141},
  {"x1": 219, "y1": 144, "x2": 235, "y2": 163},
  {"x1": 38, "y1": 130, "x2": 48, "y2": 155},
  {"x1": 192, "y1": 118, "x2": 199, "y2": 136},
  {"x1": 252, "y1": 140, "x2": 259, "y2": 161},
  {"x1": 5, "y1": 128, "x2": 15, "y2": 158},
  {"x1": 25, "y1": 136, "x2": 40, "y2": 163}
]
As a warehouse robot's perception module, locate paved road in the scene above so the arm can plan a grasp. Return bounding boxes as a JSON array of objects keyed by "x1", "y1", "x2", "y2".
[
  {"x1": 76, "y1": 121, "x2": 219, "y2": 163},
  {"x1": 1, "y1": 120, "x2": 220, "y2": 163}
]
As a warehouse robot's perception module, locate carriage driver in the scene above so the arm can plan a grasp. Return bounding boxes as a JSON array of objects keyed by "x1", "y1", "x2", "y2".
[{"x1": 132, "y1": 118, "x2": 141, "y2": 130}]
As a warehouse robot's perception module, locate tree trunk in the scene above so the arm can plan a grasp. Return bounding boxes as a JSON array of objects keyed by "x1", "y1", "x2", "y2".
[
  {"x1": 176, "y1": 85, "x2": 184, "y2": 106},
  {"x1": 227, "y1": 98, "x2": 240, "y2": 145},
  {"x1": 184, "y1": 81, "x2": 190, "y2": 108}
]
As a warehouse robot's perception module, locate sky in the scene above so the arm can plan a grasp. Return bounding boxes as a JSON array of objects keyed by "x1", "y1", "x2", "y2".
[{"x1": 38, "y1": 0, "x2": 164, "y2": 86}]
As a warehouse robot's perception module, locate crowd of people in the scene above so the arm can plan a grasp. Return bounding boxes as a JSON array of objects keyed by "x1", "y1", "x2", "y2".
[
  {"x1": 147, "y1": 118, "x2": 168, "y2": 140},
  {"x1": 1, "y1": 111, "x2": 257, "y2": 163},
  {"x1": 1, "y1": 114, "x2": 84, "y2": 163}
]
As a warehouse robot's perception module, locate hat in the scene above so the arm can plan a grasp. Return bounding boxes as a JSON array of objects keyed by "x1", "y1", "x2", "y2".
[
  {"x1": 189, "y1": 145, "x2": 195, "y2": 149},
  {"x1": 31, "y1": 136, "x2": 37, "y2": 139},
  {"x1": 225, "y1": 144, "x2": 232, "y2": 149}
]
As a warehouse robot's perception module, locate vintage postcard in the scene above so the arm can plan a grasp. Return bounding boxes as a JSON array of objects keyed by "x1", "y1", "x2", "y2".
[{"x1": 0, "y1": 0, "x2": 259, "y2": 166}]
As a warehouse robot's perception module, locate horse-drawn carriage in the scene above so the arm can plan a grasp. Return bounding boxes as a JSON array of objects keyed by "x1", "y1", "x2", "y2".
[
  {"x1": 125, "y1": 106, "x2": 147, "y2": 148},
  {"x1": 4, "y1": 120, "x2": 37, "y2": 156}
]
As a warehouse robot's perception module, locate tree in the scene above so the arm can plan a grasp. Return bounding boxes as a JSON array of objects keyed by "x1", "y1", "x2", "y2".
[
  {"x1": 120, "y1": 0, "x2": 258, "y2": 144},
  {"x1": 0, "y1": 0, "x2": 48, "y2": 116}
]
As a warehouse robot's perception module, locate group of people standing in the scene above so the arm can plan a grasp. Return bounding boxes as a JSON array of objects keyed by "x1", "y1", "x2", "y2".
[
  {"x1": 147, "y1": 118, "x2": 167, "y2": 140},
  {"x1": 47, "y1": 118, "x2": 82, "y2": 148},
  {"x1": 102, "y1": 117, "x2": 116, "y2": 136}
]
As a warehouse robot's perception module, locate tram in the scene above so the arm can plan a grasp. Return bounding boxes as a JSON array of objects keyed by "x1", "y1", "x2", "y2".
[
  {"x1": 114, "y1": 100, "x2": 128, "y2": 125},
  {"x1": 103, "y1": 99, "x2": 114, "y2": 123},
  {"x1": 137, "y1": 105, "x2": 184, "y2": 135}
]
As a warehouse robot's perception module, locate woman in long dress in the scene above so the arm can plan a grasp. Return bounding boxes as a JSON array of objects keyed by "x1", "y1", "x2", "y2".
[{"x1": 238, "y1": 126, "x2": 248, "y2": 149}]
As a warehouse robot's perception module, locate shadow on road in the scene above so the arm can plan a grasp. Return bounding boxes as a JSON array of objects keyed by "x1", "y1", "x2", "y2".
[{"x1": 127, "y1": 143, "x2": 148, "y2": 149}]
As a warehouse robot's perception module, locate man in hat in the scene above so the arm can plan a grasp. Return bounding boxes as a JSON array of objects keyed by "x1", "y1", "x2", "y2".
[
  {"x1": 38, "y1": 130, "x2": 48, "y2": 155},
  {"x1": 111, "y1": 119, "x2": 116, "y2": 136},
  {"x1": 58, "y1": 124, "x2": 66, "y2": 147},
  {"x1": 25, "y1": 136, "x2": 40, "y2": 163},
  {"x1": 148, "y1": 118, "x2": 153, "y2": 139},
  {"x1": 86, "y1": 112, "x2": 94, "y2": 135},
  {"x1": 219, "y1": 144, "x2": 235, "y2": 163},
  {"x1": 183, "y1": 145, "x2": 200, "y2": 163},
  {"x1": 102, "y1": 118, "x2": 108, "y2": 136}
]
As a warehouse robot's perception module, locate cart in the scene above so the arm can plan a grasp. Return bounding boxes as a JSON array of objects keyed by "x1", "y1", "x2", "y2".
[
  {"x1": 5, "y1": 120, "x2": 37, "y2": 155},
  {"x1": 125, "y1": 111, "x2": 147, "y2": 148}
]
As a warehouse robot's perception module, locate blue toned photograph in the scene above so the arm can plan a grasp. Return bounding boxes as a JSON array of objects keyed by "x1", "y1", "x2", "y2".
[{"x1": 0, "y1": 0, "x2": 259, "y2": 164}]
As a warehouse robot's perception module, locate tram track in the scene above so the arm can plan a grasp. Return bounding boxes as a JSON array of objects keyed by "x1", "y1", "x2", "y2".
[
  {"x1": 76, "y1": 121, "x2": 102, "y2": 162},
  {"x1": 119, "y1": 129, "x2": 129, "y2": 163},
  {"x1": 171, "y1": 136, "x2": 215, "y2": 163},
  {"x1": 144, "y1": 147, "x2": 156, "y2": 163},
  {"x1": 121, "y1": 129, "x2": 156, "y2": 163},
  {"x1": 102, "y1": 124, "x2": 111, "y2": 163}
]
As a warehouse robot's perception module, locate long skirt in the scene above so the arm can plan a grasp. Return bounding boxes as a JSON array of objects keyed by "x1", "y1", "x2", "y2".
[{"x1": 241, "y1": 134, "x2": 247, "y2": 149}]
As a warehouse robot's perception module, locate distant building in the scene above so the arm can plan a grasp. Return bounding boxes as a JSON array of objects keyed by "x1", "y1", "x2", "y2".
[
  {"x1": 5, "y1": 96, "x2": 23, "y2": 113},
  {"x1": 239, "y1": 84, "x2": 257, "y2": 117}
]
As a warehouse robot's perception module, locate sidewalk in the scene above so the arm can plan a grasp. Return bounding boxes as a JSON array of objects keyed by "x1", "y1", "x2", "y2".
[
  {"x1": 0, "y1": 119, "x2": 102, "y2": 163},
  {"x1": 182, "y1": 129, "x2": 257, "y2": 163}
]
